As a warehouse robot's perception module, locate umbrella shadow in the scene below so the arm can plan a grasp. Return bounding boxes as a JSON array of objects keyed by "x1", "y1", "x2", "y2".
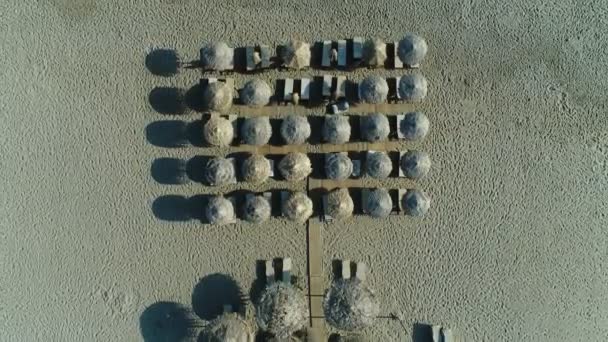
[
  {"x1": 145, "y1": 48, "x2": 180, "y2": 77},
  {"x1": 149, "y1": 87, "x2": 187, "y2": 115},
  {"x1": 192, "y1": 273, "x2": 246, "y2": 320},
  {"x1": 139, "y1": 301, "x2": 199, "y2": 342}
]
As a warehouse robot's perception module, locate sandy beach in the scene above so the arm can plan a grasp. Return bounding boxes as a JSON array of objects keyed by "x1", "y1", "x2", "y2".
[{"x1": 1, "y1": 0, "x2": 608, "y2": 340}]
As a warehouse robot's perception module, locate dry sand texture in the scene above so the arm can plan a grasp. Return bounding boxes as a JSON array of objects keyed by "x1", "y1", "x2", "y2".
[{"x1": 1, "y1": 0, "x2": 608, "y2": 341}]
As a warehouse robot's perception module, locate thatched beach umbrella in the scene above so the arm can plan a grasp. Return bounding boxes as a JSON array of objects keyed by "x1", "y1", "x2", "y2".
[
  {"x1": 362, "y1": 38, "x2": 387, "y2": 68},
  {"x1": 402, "y1": 189, "x2": 431, "y2": 217},
  {"x1": 278, "y1": 153, "x2": 312, "y2": 182},
  {"x1": 399, "y1": 112, "x2": 429, "y2": 141},
  {"x1": 204, "y1": 157, "x2": 235, "y2": 186},
  {"x1": 280, "y1": 115, "x2": 311, "y2": 145},
  {"x1": 242, "y1": 195, "x2": 271, "y2": 223},
  {"x1": 361, "y1": 113, "x2": 390, "y2": 142},
  {"x1": 322, "y1": 115, "x2": 351, "y2": 144},
  {"x1": 241, "y1": 116, "x2": 272, "y2": 146},
  {"x1": 365, "y1": 152, "x2": 392, "y2": 179},
  {"x1": 201, "y1": 312, "x2": 254, "y2": 342},
  {"x1": 325, "y1": 152, "x2": 353, "y2": 181},
  {"x1": 397, "y1": 34, "x2": 428, "y2": 67},
  {"x1": 256, "y1": 282, "x2": 309, "y2": 339},
  {"x1": 203, "y1": 82, "x2": 234, "y2": 113},
  {"x1": 365, "y1": 188, "x2": 392, "y2": 218},
  {"x1": 358, "y1": 75, "x2": 389, "y2": 104},
  {"x1": 282, "y1": 192, "x2": 313, "y2": 222},
  {"x1": 206, "y1": 196, "x2": 235, "y2": 225},
  {"x1": 241, "y1": 154, "x2": 271, "y2": 183},
  {"x1": 203, "y1": 116, "x2": 234, "y2": 147},
  {"x1": 201, "y1": 42, "x2": 234, "y2": 71},
  {"x1": 323, "y1": 278, "x2": 380, "y2": 331},
  {"x1": 400, "y1": 151, "x2": 431, "y2": 180},
  {"x1": 325, "y1": 188, "x2": 354, "y2": 220},
  {"x1": 240, "y1": 79, "x2": 272, "y2": 107},
  {"x1": 280, "y1": 40, "x2": 311, "y2": 70},
  {"x1": 398, "y1": 73, "x2": 428, "y2": 102}
]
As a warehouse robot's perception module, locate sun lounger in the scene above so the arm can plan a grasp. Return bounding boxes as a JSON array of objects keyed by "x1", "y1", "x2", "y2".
[
  {"x1": 351, "y1": 157, "x2": 362, "y2": 178},
  {"x1": 337, "y1": 40, "x2": 347, "y2": 67},
  {"x1": 259, "y1": 45, "x2": 272, "y2": 69},
  {"x1": 265, "y1": 260, "x2": 275, "y2": 283},
  {"x1": 283, "y1": 78, "x2": 294, "y2": 102},
  {"x1": 322, "y1": 75, "x2": 333, "y2": 97},
  {"x1": 397, "y1": 189, "x2": 408, "y2": 212},
  {"x1": 393, "y1": 41, "x2": 403, "y2": 69},
  {"x1": 352, "y1": 37, "x2": 363, "y2": 61},
  {"x1": 322, "y1": 40, "x2": 332, "y2": 67},
  {"x1": 355, "y1": 262, "x2": 367, "y2": 282},
  {"x1": 335, "y1": 76, "x2": 347, "y2": 99},
  {"x1": 300, "y1": 78, "x2": 311, "y2": 101},
  {"x1": 282, "y1": 257, "x2": 292, "y2": 284},
  {"x1": 442, "y1": 328, "x2": 455, "y2": 342},
  {"x1": 245, "y1": 46, "x2": 256, "y2": 71},
  {"x1": 432, "y1": 325, "x2": 441, "y2": 342},
  {"x1": 341, "y1": 260, "x2": 351, "y2": 279}
]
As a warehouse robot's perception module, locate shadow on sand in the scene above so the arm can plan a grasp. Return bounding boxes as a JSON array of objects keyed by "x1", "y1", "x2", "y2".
[
  {"x1": 146, "y1": 49, "x2": 180, "y2": 77},
  {"x1": 192, "y1": 273, "x2": 246, "y2": 320},
  {"x1": 139, "y1": 301, "x2": 199, "y2": 342}
]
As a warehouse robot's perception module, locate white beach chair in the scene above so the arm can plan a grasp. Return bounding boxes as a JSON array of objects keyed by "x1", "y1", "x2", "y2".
[
  {"x1": 322, "y1": 40, "x2": 332, "y2": 67},
  {"x1": 392, "y1": 41, "x2": 404, "y2": 69},
  {"x1": 337, "y1": 40, "x2": 347, "y2": 67}
]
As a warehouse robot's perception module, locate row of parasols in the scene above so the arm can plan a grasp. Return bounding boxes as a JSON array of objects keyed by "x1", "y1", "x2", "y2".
[
  {"x1": 199, "y1": 34, "x2": 428, "y2": 72},
  {"x1": 204, "y1": 73, "x2": 427, "y2": 112},
  {"x1": 203, "y1": 112, "x2": 429, "y2": 147},
  {"x1": 204, "y1": 258, "x2": 379, "y2": 341}
]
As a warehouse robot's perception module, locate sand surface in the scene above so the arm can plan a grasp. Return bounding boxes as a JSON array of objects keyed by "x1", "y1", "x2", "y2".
[{"x1": 1, "y1": 0, "x2": 608, "y2": 341}]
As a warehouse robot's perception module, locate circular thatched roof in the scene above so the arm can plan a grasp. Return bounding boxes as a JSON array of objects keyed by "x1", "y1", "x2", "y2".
[
  {"x1": 280, "y1": 40, "x2": 311, "y2": 69},
  {"x1": 203, "y1": 116, "x2": 234, "y2": 147},
  {"x1": 278, "y1": 153, "x2": 312, "y2": 182},
  {"x1": 323, "y1": 115, "x2": 351, "y2": 144},
  {"x1": 201, "y1": 42, "x2": 234, "y2": 71},
  {"x1": 402, "y1": 189, "x2": 431, "y2": 217},
  {"x1": 280, "y1": 115, "x2": 311, "y2": 145},
  {"x1": 201, "y1": 312, "x2": 254, "y2": 342},
  {"x1": 400, "y1": 151, "x2": 431, "y2": 180},
  {"x1": 325, "y1": 188, "x2": 354, "y2": 220},
  {"x1": 203, "y1": 82, "x2": 233, "y2": 113},
  {"x1": 398, "y1": 73, "x2": 428, "y2": 102},
  {"x1": 365, "y1": 152, "x2": 392, "y2": 179},
  {"x1": 365, "y1": 188, "x2": 392, "y2": 218},
  {"x1": 282, "y1": 192, "x2": 313, "y2": 222},
  {"x1": 358, "y1": 76, "x2": 389, "y2": 104},
  {"x1": 362, "y1": 38, "x2": 387, "y2": 68},
  {"x1": 325, "y1": 152, "x2": 353, "y2": 181},
  {"x1": 240, "y1": 79, "x2": 272, "y2": 107},
  {"x1": 206, "y1": 196, "x2": 235, "y2": 225},
  {"x1": 323, "y1": 278, "x2": 380, "y2": 331},
  {"x1": 397, "y1": 34, "x2": 428, "y2": 67},
  {"x1": 399, "y1": 112, "x2": 429, "y2": 141},
  {"x1": 241, "y1": 154, "x2": 271, "y2": 184},
  {"x1": 361, "y1": 113, "x2": 390, "y2": 142},
  {"x1": 204, "y1": 157, "x2": 235, "y2": 186},
  {"x1": 241, "y1": 116, "x2": 272, "y2": 146},
  {"x1": 242, "y1": 195, "x2": 271, "y2": 223},
  {"x1": 256, "y1": 282, "x2": 309, "y2": 339}
]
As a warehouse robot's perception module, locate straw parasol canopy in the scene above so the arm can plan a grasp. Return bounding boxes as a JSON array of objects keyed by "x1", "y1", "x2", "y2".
[
  {"x1": 322, "y1": 115, "x2": 351, "y2": 144},
  {"x1": 280, "y1": 115, "x2": 311, "y2": 145},
  {"x1": 256, "y1": 282, "x2": 309, "y2": 339},
  {"x1": 241, "y1": 116, "x2": 272, "y2": 146},
  {"x1": 278, "y1": 153, "x2": 312, "y2": 182},
  {"x1": 397, "y1": 34, "x2": 428, "y2": 67},
  {"x1": 206, "y1": 196, "x2": 235, "y2": 225},
  {"x1": 241, "y1": 154, "x2": 271, "y2": 183},
  {"x1": 362, "y1": 38, "x2": 387, "y2": 68},
  {"x1": 240, "y1": 79, "x2": 272, "y2": 107},
  {"x1": 203, "y1": 116, "x2": 234, "y2": 147},
  {"x1": 280, "y1": 40, "x2": 311, "y2": 69},
  {"x1": 399, "y1": 112, "x2": 429, "y2": 141},
  {"x1": 400, "y1": 151, "x2": 431, "y2": 180},
  {"x1": 200, "y1": 42, "x2": 234, "y2": 71},
  {"x1": 204, "y1": 157, "x2": 235, "y2": 186},
  {"x1": 402, "y1": 189, "x2": 431, "y2": 217},
  {"x1": 282, "y1": 192, "x2": 313, "y2": 222},
  {"x1": 365, "y1": 152, "x2": 392, "y2": 179},
  {"x1": 242, "y1": 195, "x2": 271, "y2": 223},
  {"x1": 201, "y1": 312, "x2": 254, "y2": 342},
  {"x1": 325, "y1": 152, "x2": 353, "y2": 180},
  {"x1": 361, "y1": 113, "x2": 390, "y2": 142},
  {"x1": 365, "y1": 188, "x2": 392, "y2": 218},
  {"x1": 323, "y1": 278, "x2": 380, "y2": 331},
  {"x1": 325, "y1": 188, "x2": 354, "y2": 220},
  {"x1": 358, "y1": 75, "x2": 389, "y2": 104},
  {"x1": 398, "y1": 73, "x2": 428, "y2": 102},
  {"x1": 203, "y1": 81, "x2": 234, "y2": 113}
]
